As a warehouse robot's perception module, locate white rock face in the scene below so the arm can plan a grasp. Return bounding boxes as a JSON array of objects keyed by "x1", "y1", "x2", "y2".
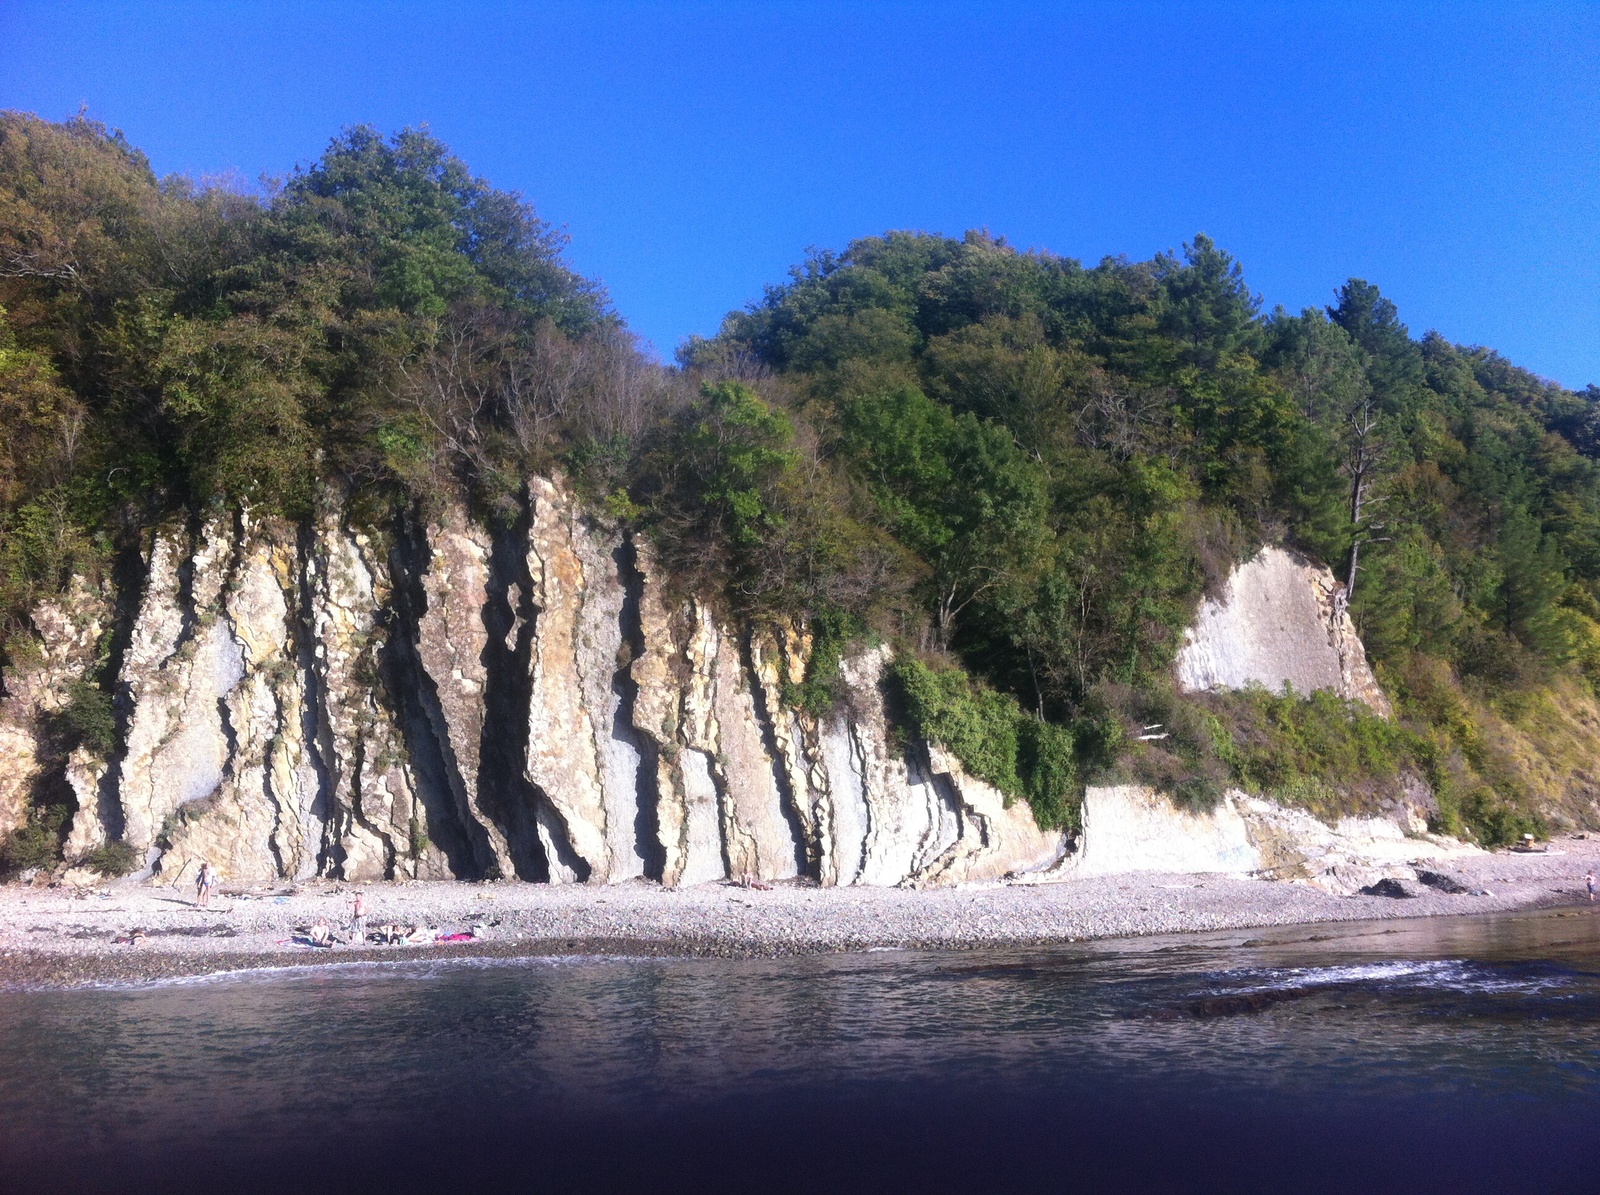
[
  {"x1": 155, "y1": 516, "x2": 300, "y2": 884},
  {"x1": 1060, "y1": 785, "x2": 1261, "y2": 878},
  {"x1": 693, "y1": 605, "x2": 799, "y2": 883},
  {"x1": 783, "y1": 646, "x2": 1065, "y2": 889},
  {"x1": 1058, "y1": 784, "x2": 1478, "y2": 891},
  {"x1": 911, "y1": 744, "x2": 1070, "y2": 886},
  {"x1": 116, "y1": 519, "x2": 244, "y2": 867},
  {"x1": 523, "y1": 477, "x2": 647, "y2": 883},
  {"x1": 0, "y1": 476, "x2": 1074, "y2": 889},
  {"x1": 415, "y1": 502, "x2": 519, "y2": 878},
  {"x1": 1237, "y1": 796, "x2": 1477, "y2": 894},
  {"x1": 311, "y1": 510, "x2": 440, "y2": 881},
  {"x1": 1175, "y1": 546, "x2": 1391, "y2": 715},
  {"x1": 570, "y1": 502, "x2": 649, "y2": 881}
]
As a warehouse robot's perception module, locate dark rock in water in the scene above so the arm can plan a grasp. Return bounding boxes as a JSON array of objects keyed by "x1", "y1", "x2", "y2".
[
  {"x1": 1360, "y1": 878, "x2": 1415, "y2": 899},
  {"x1": 1415, "y1": 869, "x2": 1473, "y2": 895},
  {"x1": 1147, "y1": 987, "x2": 1317, "y2": 1020}
]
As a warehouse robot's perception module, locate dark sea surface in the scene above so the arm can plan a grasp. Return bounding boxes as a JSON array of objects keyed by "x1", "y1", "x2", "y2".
[{"x1": 3, "y1": 908, "x2": 1600, "y2": 1194}]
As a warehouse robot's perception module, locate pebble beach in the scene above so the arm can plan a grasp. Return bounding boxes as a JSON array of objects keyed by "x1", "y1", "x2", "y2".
[{"x1": 4, "y1": 835, "x2": 1600, "y2": 988}]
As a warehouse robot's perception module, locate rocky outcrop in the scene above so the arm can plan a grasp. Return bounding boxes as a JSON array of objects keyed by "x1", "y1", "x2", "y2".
[
  {"x1": 115, "y1": 517, "x2": 243, "y2": 868},
  {"x1": 1, "y1": 476, "x2": 1070, "y2": 888},
  {"x1": 10, "y1": 493, "x2": 1460, "y2": 893},
  {"x1": 1057, "y1": 785, "x2": 1260, "y2": 878},
  {"x1": 0, "y1": 576, "x2": 109, "y2": 845},
  {"x1": 151, "y1": 514, "x2": 300, "y2": 885},
  {"x1": 521, "y1": 477, "x2": 653, "y2": 883},
  {"x1": 1175, "y1": 546, "x2": 1392, "y2": 715},
  {"x1": 10, "y1": 489, "x2": 1499, "y2": 895},
  {"x1": 102, "y1": 508, "x2": 446, "y2": 885},
  {"x1": 1058, "y1": 784, "x2": 1478, "y2": 892}
]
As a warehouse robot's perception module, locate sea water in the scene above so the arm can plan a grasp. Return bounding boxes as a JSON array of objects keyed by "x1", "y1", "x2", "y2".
[{"x1": 2, "y1": 907, "x2": 1599, "y2": 1193}]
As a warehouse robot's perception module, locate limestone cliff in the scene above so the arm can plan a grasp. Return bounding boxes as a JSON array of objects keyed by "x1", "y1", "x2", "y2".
[
  {"x1": 1175, "y1": 546, "x2": 1391, "y2": 715},
  {"x1": 5, "y1": 492, "x2": 1457, "y2": 889},
  {"x1": 0, "y1": 477, "x2": 1065, "y2": 887}
]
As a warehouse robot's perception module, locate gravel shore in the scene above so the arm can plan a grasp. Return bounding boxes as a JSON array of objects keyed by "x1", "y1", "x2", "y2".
[{"x1": 4, "y1": 835, "x2": 1599, "y2": 988}]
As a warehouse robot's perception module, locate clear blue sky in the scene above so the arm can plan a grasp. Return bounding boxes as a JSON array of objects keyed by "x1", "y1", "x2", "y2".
[{"x1": 2, "y1": 2, "x2": 1597, "y2": 386}]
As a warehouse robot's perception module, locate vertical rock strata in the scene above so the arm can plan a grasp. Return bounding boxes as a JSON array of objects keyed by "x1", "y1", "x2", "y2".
[
  {"x1": 689, "y1": 604, "x2": 799, "y2": 883},
  {"x1": 629, "y1": 564, "x2": 724, "y2": 889},
  {"x1": 522, "y1": 477, "x2": 617, "y2": 881},
  {"x1": 415, "y1": 504, "x2": 513, "y2": 875},
  {"x1": 1, "y1": 476, "x2": 1069, "y2": 887},
  {"x1": 116, "y1": 518, "x2": 243, "y2": 867},
  {"x1": 748, "y1": 624, "x2": 832, "y2": 878},
  {"x1": 155, "y1": 514, "x2": 299, "y2": 884},
  {"x1": 303, "y1": 510, "x2": 430, "y2": 881}
]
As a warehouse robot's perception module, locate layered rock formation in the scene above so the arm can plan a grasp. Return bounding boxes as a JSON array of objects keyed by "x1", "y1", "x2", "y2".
[
  {"x1": 4, "y1": 493, "x2": 1475, "y2": 891},
  {"x1": 0, "y1": 477, "x2": 1064, "y2": 887},
  {"x1": 1175, "y1": 546, "x2": 1392, "y2": 715}
]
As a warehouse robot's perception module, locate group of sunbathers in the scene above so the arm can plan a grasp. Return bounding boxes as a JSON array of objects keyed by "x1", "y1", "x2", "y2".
[{"x1": 297, "y1": 893, "x2": 485, "y2": 947}]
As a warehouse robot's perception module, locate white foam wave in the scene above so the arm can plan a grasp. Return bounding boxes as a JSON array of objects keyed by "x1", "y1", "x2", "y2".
[
  {"x1": 1196, "y1": 958, "x2": 1570, "y2": 998},
  {"x1": 11, "y1": 951, "x2": 640, "y2": 993}
]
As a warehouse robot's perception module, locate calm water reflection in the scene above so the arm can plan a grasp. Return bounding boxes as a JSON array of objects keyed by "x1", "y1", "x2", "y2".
[{"x1": 2, "y1": 908, "x2": 1599, "y2": 1193}]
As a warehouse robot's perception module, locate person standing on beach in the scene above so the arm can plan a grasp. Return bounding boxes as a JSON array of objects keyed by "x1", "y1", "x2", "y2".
[
  {"x1": 195, "y1": 862, "x2": 212, "y2": 909},
  {"x1": 1586, "y1": 871, "x2": 1595, "y2": 902},
  {"x1": 349, "y1": 891, "x2": 367, "y2": 943}
]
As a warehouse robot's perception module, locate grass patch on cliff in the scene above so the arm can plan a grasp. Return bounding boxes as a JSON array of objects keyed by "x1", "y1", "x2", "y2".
[
  {"x1": 1089, "y1": 675, "x2": 1545, "y2": 846},
  {"x1": 780, "y1": 605, "x2": 868, "y2": 718},
  {"x1": 891, "y1": 655, "x2": 1080, "y2": 831},
  {"x1": 1096, "y1": 681, "x2": 1430, "y2": 825},
  {"x1": 1380, "y1": 655, "x2": 1560, "y2": 845},
  {"x1": 1213, "y1": 687, "x2": 1422, "y2": 819},
  {"x1": 156, "y1": 794, "x2": 220, "y2": 850}
]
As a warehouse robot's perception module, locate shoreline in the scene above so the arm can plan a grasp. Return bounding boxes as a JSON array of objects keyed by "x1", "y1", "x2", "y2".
[{"x1": 4, "y1": 835, "x2": 1599, "y2": 989}]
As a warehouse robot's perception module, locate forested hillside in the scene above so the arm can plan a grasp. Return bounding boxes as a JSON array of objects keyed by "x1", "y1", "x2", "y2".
[
  {"x1": 680, "y1": 230, "x2": 1600, "y2": 841},
  {"x1": 4, "y1": 112, "x2": 1599, "y2": 857}
]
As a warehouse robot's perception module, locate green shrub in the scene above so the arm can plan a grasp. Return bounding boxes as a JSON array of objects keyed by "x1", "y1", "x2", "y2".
[
  {"x1": 62, "y1": 678, "x2": 116, "y2": 758},
  {"x1": 0, "y1": 804, "x2": 70, "y2": 878},
  {"x1": 81, "y1": 840, "x2": 142, "y2": 877},
  {"x1": 1451, "y1": 785, "x2": 1544, "y2": 848},
  {"x1": 1016, "y1": 716, "x2": 1079, "y2": 829},
  {"x1": 409, "y1": 816, "x2": 431, "y2": 860},
  {"x1": 893, "y1": 655, "x2": 1080, "y2": 831},
  {"x1": 1223, "y1": 687, "x2": 1419, "y2": 796},
  {"x1": 781, "y1": 605, "x2": 866, "y2": 718},
  {"x1": 1088, "y1": 680, "x2": 1437, "y2": 821}
]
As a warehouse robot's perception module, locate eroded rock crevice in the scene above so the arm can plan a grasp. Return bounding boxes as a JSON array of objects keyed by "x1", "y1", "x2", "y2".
[
  {"x1": 613, "y1": 534, "x2": 664, "y2": 881},
  {"x1": 291, "y1": 520, "x2": 335, "y2": 877},
  {"x1": 92, "y1": 531, "x2": 151, "y2": 847},
  {"x1": 740, "y1": 626, "x2": 812, "y2": 880},
  {"x1": 479, "y1": 499, "x2": 551, "y2": 881},
  {"x1": 386, "y1": 511, "x2": 492, "y2": 880}
]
